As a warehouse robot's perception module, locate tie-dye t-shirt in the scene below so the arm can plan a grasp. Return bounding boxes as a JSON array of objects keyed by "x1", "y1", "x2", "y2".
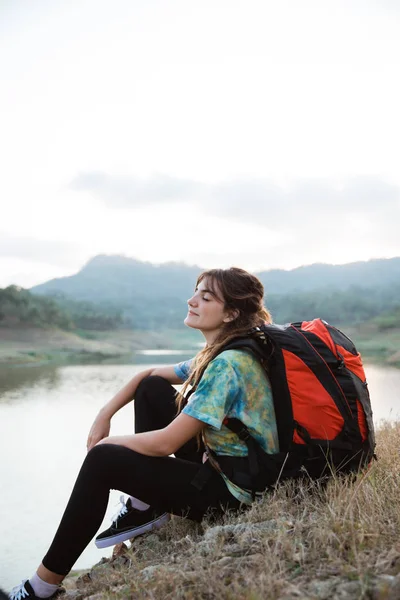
[{"x1": 174, "y1": 349, "x2": 279, "y2": 504}]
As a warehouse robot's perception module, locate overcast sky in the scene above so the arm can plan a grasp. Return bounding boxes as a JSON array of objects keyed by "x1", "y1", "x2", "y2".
[{"x1": 1, "y1": 0, "x2": 400, "y2": 288}]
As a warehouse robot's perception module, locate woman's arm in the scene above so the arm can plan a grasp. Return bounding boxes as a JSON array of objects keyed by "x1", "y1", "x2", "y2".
[
  {"x1": 87, "y1": 365, "x2": 184, "y2": 450},
  {"x1": 97, "y1": 412, "x2": 205, "y2": 456}
]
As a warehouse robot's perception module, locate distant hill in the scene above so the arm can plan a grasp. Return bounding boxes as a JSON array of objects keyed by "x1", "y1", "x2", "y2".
[
  {"x1": 29, "y1": 255, "x2": 400, "y2": 329},
  {"x1": 31, "y1": 256, "x2": 202, "y2": 329},
  {"x1": 256, "y1": 257, "x2": 400, "y2": 295},
  {"x1": 31, "y1": 254, "x2": 400, "y2": 301},
  {"x1": 31, "y1": 255, "x2": 201, "y2": 302}
]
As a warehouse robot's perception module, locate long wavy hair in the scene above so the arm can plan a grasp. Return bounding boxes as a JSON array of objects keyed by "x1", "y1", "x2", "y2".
[{"x1": 176, "y1": 267, "x2": 272, "y2": 411}]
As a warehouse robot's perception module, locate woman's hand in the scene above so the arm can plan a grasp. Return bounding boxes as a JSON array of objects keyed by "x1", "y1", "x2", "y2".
[{"x1": 87, "y1": 413, "x2": 111, "y2": 451}]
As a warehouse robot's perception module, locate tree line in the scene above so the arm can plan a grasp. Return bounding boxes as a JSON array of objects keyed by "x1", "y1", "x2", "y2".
[
  {"x1": 0, "y1": 286, "x2": 125, "y2": 331},
  {"x1": 1, "y1": 283, "x2": 399, "y2": 333}
]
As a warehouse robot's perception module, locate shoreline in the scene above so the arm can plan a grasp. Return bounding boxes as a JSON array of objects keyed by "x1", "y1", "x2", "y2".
[
  {"x1": 0, "y1": 326, "x2": 398, "y2": 369},
  {"x1": 0, "y1": 327, "x2": 200, "y2": 368}
]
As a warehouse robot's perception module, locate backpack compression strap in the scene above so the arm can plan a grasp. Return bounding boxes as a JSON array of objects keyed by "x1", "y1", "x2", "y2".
[{"x1": 223, "y1": 417, "x2": 261, "y2": 501}]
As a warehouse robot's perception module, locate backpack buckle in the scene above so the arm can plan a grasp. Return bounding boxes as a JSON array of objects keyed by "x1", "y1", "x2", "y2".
[{"x1": 239, "y1": 428, "x2": 251, "y2": 441}]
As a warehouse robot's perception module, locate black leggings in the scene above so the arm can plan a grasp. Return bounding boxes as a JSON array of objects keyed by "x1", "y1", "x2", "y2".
[{"x1": 42, "y1": 376, "x2": 241, "y2": 575}]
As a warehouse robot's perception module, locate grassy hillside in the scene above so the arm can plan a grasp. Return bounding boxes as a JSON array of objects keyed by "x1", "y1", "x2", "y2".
[
  {"x1": 6, "y1": 282, "x2": 400, "y2": 334},
  {"x1": 350, "y1": 308, "x2": 400, "y2": 368},
  {"x1": 62, "y1": 421, "x2": 400, "y2": 600},
  {"x1": 267, "y1": 285, "x2": 400, "y2": 326},
  {"x1": 0, "y1": 285, "x2": 125, "y2": 331}
]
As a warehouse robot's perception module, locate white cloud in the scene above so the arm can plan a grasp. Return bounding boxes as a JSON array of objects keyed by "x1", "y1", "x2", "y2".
[
  {"x1": 67, "y1": 170, "x2": 400, "y2": 237},
  {"x1": 0, "y1": 232, "x2": 80, "y2": 265},
  {"x1": 70, "y1": 172, "x2": 199, "y2": 207},
  {"x1": 1, "y1": 0, "x2": 400, "y2": 286}
]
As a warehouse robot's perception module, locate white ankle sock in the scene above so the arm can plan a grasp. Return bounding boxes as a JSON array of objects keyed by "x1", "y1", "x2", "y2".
[
  {"x1": 29, "y1": 573, "x2": 59, "y2": 598},
  {"x1": 129, "y1": 496, "x2": 150, "y2": 511}
]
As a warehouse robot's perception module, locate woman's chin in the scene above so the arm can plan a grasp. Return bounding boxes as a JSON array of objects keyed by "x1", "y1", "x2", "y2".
[{"x1": 184, "y1": 316, "x2": 199, "y2": 329}]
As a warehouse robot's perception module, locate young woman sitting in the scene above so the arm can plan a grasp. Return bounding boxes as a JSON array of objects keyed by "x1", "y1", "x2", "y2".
[{"x1": 9, "y1": 267, "x2": 278, "y2": 600}]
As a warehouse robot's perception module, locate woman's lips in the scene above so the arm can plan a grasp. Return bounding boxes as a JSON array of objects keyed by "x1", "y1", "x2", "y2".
[{"x1": 188, "y1": 310, "x2": 199, "y2": 316}]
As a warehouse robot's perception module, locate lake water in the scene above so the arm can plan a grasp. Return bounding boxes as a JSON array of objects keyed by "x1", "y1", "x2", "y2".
[{"x1": 0, "y1": 360, "x2": 399, "y2": 591}]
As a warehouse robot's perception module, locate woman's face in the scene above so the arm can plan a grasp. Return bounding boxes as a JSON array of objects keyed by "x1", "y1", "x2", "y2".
[{"x1": 184, "y1": 277, "x2": 234, "y2": 340}]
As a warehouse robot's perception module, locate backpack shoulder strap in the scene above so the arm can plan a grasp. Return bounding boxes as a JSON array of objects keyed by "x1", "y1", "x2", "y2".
[
  {"x1": 222, "y1": 337, "x2": 268, "y2": 362},
  {"x1": 221, "y1": 326, "x2": 275, "y2": 362}
]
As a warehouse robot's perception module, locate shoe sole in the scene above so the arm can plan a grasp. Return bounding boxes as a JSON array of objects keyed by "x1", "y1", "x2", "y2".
[{"x1": 95, "y1": 512, "x2": 170, "y2": 548}]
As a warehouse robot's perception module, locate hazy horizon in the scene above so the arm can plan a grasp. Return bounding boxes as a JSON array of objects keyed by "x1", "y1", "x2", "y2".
[{"x1": 2, "y1": 252, "x2": 394, "y2": 291}]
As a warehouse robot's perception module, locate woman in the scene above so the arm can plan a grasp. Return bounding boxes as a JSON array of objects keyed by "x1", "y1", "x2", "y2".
[{"x1": 10, "y1": 267, "x2": 279, "y2": 600}]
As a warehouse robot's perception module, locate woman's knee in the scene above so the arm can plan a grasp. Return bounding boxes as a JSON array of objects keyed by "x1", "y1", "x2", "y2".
[
  {"x1": 81, "y1": 443, "x2": 136, "y2": 486},
  {"x1": 136, "y1": 375, "x2": 173, "y2": 401},
  {"x1": 84, "y1": 443, "x2": 114, "y2": 469},
  {"x1": 83, "y1": 442, "x2": 134, "y2": 475}
]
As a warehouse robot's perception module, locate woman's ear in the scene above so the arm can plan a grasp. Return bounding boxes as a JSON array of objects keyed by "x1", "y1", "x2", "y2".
[{"x1": 223, "y1": 309, "x2": 239, "y2": 323}]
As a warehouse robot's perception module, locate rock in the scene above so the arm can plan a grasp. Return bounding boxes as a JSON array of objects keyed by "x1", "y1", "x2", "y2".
[
  {"x1": 194, "y1": 540, "x2": 215, "y2": 557},
  {"x1": 306, "y1": 577, "x2": 342, "y2": 599},
  {"x1": 61, "y1": 578, "x2": 78, "y2": 592},
  {"x1": 140, "y1": 564, "x2": 182, "y2": 582},
  {"x1": 203, "y1": 520, "x2": 278, "y2": 544},
  {"x1": 387, "y1": 573, "x2": 400, "y2": 600},
  {"x1": 112, "y1": 542, "x2": 128, "y2": 558},
  {"x1": 370, "y1": 575, "x2": 396, "y2": 600},
  {"x1": 278, "y1": 583, "x2": 311, "y2": 599},
  {"x1": 223, "y1": 543, "x2": 251, "y2": 557},
  {"x1": 110, "y1": 555, "x2": 131, "y2": 569},
  {"x1": 62, "y1": 592, "x2": 84, "y2": 600},
  {"x1": 333, "y1": 580, "x2": 362, "y2": 599},
  {"x1": 305, "y1": 578, "x2": 366, "y2": 600},
  {"x1": 140, "y1": 564, "x2": 162, "y2": 581},
  {"x1": 143, "y1": 533, "x2": 160, "y2": 545},
  {"x1": 85, "y1": 564, "x2": 110, "y2": 582},
  {"x1": 375, "y1": 548, "x2": 400, "y2": 575},
  {"x1": 75, "y1": 573, "x2": 92, "y2": 589},
  {"x1": 214, "y1": 551, "x2": 264, "y2": 570}
]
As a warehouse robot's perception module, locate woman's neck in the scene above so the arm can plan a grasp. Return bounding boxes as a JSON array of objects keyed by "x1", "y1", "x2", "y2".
[{"x1": 201, "y1": 330, "x2": 219, "y2": 346}]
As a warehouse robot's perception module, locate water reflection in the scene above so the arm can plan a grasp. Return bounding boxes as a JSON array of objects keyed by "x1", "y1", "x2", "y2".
[
  {"x1": 0, "y1": 365, "x2": 61, "y2": 398},
  {"x1": 131, "y1": 350, "x2": 193, "y2": 365},
  {"x1": 0, "y1": 350, "x2": 195, "y2": 398}
]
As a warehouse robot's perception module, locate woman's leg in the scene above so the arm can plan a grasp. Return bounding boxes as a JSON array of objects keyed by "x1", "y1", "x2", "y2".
[
  {"x1": 13, "y1": 377, "x2": 210, "y2": 596},
  {"x1": 41, "y1": 443, "x2": 240, "y2": 577},
  {"x1": 134, "y1": 376, "x2": 204, "y2": 462},
  {"x1": 134, "y1": 375, "x2": 178, "y2": 432}
]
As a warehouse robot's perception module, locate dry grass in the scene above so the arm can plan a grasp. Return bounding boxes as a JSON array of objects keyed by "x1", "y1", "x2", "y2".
[{"x1": 71, "y1": 421, "x2": 400, "y2": 599}]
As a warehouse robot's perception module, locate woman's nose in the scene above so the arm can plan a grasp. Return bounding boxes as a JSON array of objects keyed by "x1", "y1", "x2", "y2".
[{"x1": 188, "y1": 295, "x2": 197, "y2": 306}]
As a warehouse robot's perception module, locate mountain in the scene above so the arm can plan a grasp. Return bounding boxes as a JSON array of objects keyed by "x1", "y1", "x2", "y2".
[
  {"x1": 31, "y1": 255, "x2": 400, "y2": 302},
  {"x1": 256, "y1": 257, "x2": 400, "y2": 295},
  {"x1": 31, "y1": 255, "x2": 201, "y2": 302},
  {"x1": 31, "y1": 256, "x2": 202, "y2": 329},
  {"x1": 29, "y1": 255, "x2": 400, "y2": 329}
]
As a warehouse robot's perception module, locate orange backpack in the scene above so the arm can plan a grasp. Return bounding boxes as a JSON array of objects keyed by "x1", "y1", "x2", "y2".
[{"x1": 222, "y1": 319, "x2": 376, "y2": 494}]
